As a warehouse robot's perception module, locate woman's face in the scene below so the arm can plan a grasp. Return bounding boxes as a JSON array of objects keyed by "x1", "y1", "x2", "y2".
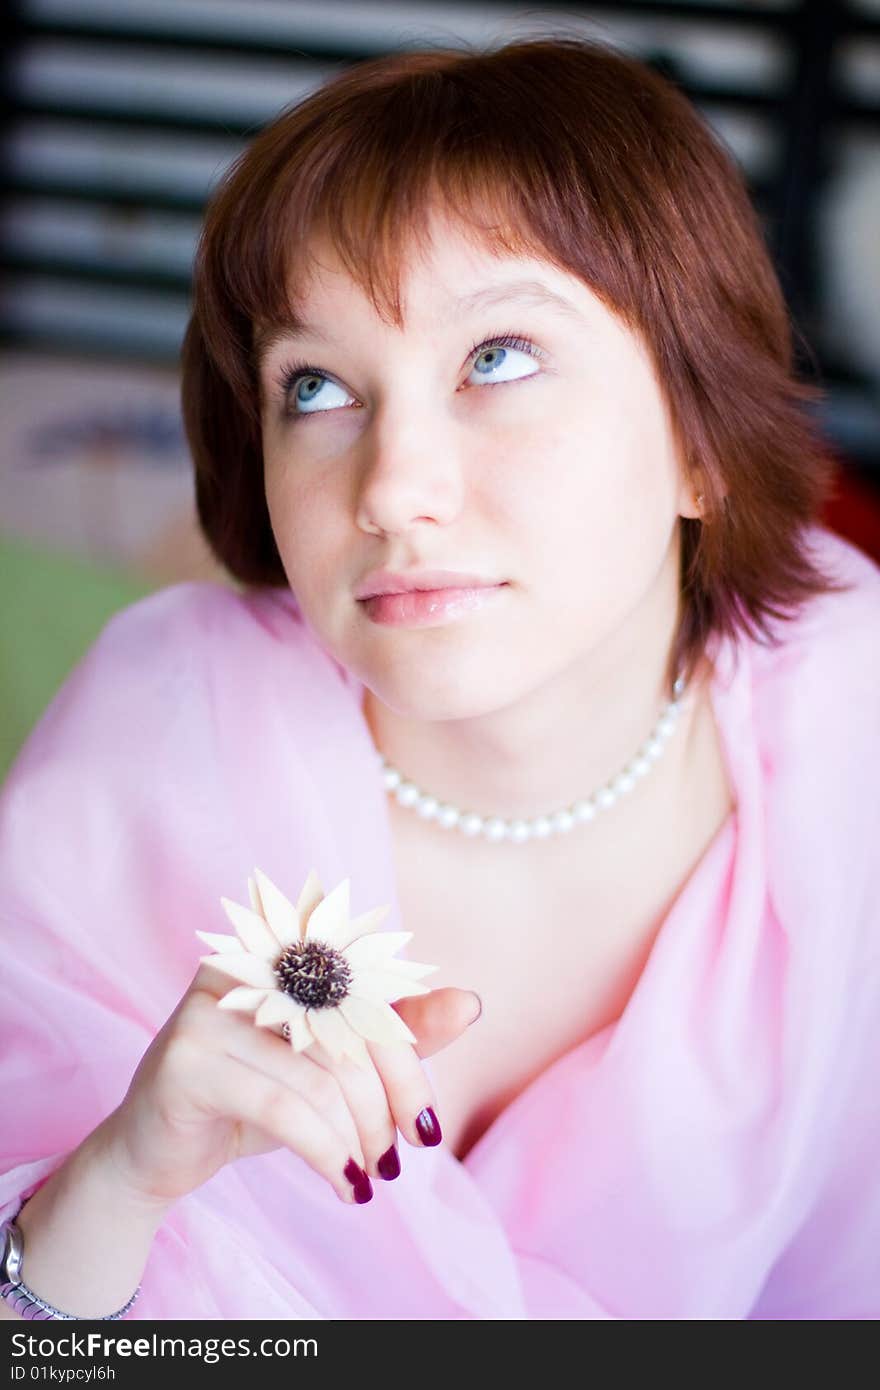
[{"x1": 259, "y1": 209, "x2": 698, "y2": 721}]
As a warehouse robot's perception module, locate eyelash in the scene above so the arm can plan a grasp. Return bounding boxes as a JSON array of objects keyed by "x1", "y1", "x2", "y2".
[{"x1": 274, "y1": 331, "x2": 543, "y2": 418}]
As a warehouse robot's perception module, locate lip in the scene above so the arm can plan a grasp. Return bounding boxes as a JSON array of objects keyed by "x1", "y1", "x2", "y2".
[
  {"x1": 359, "y1": 584, "x2": 509, "y2": 628},
  {"x1": 353, "y1": 568, "x2": 503, "y2": 600}
]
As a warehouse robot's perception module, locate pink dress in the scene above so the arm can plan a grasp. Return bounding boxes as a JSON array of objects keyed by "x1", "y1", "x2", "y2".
[{"x1": 1, "y1": 524, "x2": 877, "y2": 1319}]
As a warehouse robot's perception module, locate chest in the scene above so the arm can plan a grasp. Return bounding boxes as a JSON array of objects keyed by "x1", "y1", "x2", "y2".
[{"x1": 388, "y1": 694, "x2": 735, "y2": 1164}]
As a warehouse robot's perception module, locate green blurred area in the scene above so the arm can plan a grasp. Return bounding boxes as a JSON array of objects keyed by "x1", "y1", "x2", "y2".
[{"x1": 0, "y1": 533, "x2": 156, "y2": 784}]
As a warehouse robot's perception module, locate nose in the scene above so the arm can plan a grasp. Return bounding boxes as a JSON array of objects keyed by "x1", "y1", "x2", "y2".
[{"x1": 354, "y1": 405, "x2": 463, "y2": 537}]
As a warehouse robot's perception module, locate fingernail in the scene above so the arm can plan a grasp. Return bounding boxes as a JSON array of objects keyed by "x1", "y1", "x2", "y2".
[
  {"x1": 344, "y1": 1157, "x2": 368, "y2": 1187},
  {"x1": 352, "y1": 1176, "x2": 373, "y2": 1203},
  {"x1": 415, "y1": 1106, "x2": 442, "y2": 1146},
  {"x1": 377, "y1": 1144, "x2": 400, "y2": 1180},
  {"x1": 468, "y1": 993, "x2": 483, "y2": 1025}
]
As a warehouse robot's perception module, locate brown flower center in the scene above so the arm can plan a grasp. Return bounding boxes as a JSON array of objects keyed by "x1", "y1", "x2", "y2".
[{"x1": 274, "y1": 940, "x2": 353, "y2": 1010}]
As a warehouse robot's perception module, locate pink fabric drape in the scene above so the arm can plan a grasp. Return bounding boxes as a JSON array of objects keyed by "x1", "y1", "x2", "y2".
[{"x1": 1, "y1": 523, "x2": 877, "y2": 1318}]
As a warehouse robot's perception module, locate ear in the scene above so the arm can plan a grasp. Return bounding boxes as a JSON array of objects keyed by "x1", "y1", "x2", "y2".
[{"x1": 677, "y1": 470, "x2": 705, "y2": 521}]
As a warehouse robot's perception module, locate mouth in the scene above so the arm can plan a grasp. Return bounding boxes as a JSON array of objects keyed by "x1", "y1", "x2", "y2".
[
  {"x1": 353, "y1": 570, "x2": 504, "y2": 600},
  {"x1": 357, "y1": 582, "x2": 509, "y2": 629}
]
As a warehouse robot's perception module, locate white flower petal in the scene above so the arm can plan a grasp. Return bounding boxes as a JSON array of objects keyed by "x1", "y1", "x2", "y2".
[
  {"x1": 216, "y1": 986, "x2": 270, "y2": 1013},
  {"x1": 333, "y1": 902, "x2": 391, "y2": 952},
  {"x1": 195, "y1": 929, "x2": 243, "y2": 954},
  {"x1": 337, "y1": 994, "x2": 417, "y2": 1046},
  {"x1": 199, "y1": 953, "x2": 277, "y2": 989},
  {"x1": 295, "y1": 868, "x2": 325, "y2": 933},
  {"x1": 304, "y1": 877, "x2": 351, "y2": 949},
  {"x1": 342, "y1": 931, "x2": 414, "y2": 970},
  {"x1": 307, "y1": 1008, "x2": 372, "y2": 1071},
  {"x1": 254, "y1": 992, "x2": 305, "y2": 1029},
  {"x1": 389, "y1": 960, "x2": 439, "y2": 980},
  {"x1": 306, "y1": 1004, "x2": 359, "y2": 1063},
  {"x1": 248, "y1": 875, "x2": 264, "y2": 917},
  {"x1": 219, "y1": 897, "x2": 281, "y2": 960},
  {"x1": 348, "y1": 967, "x2": 432, "y2": 1003},
  {"x1": 252, "y1": 868, "x2": 303, "y2": 948},
  {"x1": 285, "y1": 1008, "x2": 314, "y2": 1052}
]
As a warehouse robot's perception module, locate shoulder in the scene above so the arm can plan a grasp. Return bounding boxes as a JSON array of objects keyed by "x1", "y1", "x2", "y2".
[
  {"x1": 746, "y1": 524, "x2": 880, "y2": 773},
  {"x1": 746, "y1": 525, "x2": 879, "y2": 723},
  {"x1": 764, "y1": 524, "x2": 877, "y2": 652},
  {"x1": 738, "y1": 527, "x2": 879, "y2": 956},
  {"x1": 4, "y1": 580, "x2": 353, "y2": 783},
  {"x1": 95, "y1": 579, "x2": 346, "y2": 683}
]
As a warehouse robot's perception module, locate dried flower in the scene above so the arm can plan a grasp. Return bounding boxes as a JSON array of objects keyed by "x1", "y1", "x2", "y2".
[{"x1": 195, "y1": 867, "x2": 438, "y2": 1070}]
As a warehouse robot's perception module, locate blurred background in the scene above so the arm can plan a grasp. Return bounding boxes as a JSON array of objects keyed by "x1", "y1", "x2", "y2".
[{"x1": 1, "y1": 0, "x2": 879, "y2": 777}]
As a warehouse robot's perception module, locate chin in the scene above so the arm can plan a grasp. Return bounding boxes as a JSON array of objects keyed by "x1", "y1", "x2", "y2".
[{"x1": 369, "y1": 668, "x2": 523, "y2": 724}]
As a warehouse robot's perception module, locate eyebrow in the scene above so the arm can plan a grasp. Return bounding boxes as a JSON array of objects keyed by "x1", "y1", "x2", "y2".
[{"x1": 253, "y1": 278, "x2": 586, "y2": 365}]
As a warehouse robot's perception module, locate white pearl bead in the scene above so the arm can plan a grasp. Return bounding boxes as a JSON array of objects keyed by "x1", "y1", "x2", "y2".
[
  {"x1": 484, "y1": 817, "x2": 508, "y2": 841},
  {"x1": 437, "y1": 804, "x2": 460, "y2": 828},
  {"x1": 395, "y1": 781, "x2": 420, "y2": 807},
  {"x1": 416, "y1": 795, "x2": 439, "y2": 819},
  {"x1": 383, "y1": 767, "x2": 402, "y2": 791},
  {"x1": 551, "y1": 809, "x2": 575, "y2": 833},
  {"x1": 656, "y1": 715, "x2": 677, "y2": 739},
  {"x1": 612, "y1": 771, "x2": 636, "y2": 796},
  {"x1": 508, "y1": 819, "x2": 532, "y2": 842},
  {"x1": 460, "y1": 813, "x2": 484, "y2": 836},
  {"x1": 531, "y1": 816, "x2": 553, "y2": 838},
  {"x1": 644, "y1": 737, "x2": 664, "y2": 760},
  {"x1": 629, "y1": 756, "x2": 651, "y2": 778},
  {"x1": 573, "y1": 799, "x2": 597, "y2": 821},
  {"x1": 597, "y1": 786, "x2": 617, "y2": 808}
]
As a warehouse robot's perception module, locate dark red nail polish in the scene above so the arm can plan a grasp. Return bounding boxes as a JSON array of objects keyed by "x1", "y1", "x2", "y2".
[
  {"x1": 377, "y1": 1144, "x2": 401, "y2": 1180},
  {"x1": 415, "y1": 1106, "x2": 442, "y2": 1146},
  {"x1": 344, "y1": 1157, "x2": 368, "y2": 1187},
  {"x1": 353, "y1": 1176, "x2": 373, "y2": 1203}
]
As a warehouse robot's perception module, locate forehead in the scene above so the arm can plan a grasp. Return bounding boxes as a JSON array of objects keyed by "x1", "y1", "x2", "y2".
[{"x1": 254, "y1": 211, "x2": 612, "y2": 362}]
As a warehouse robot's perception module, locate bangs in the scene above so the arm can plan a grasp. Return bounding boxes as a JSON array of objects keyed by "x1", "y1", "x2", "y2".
[
  {"x1": 197, "y1": 42, "x2": 643, "y2": 416},
  {"x1": 251, "y1": 159, "x2": 540, "y2": 368}
]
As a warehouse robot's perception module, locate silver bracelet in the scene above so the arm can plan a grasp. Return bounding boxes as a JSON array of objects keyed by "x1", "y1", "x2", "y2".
[{"x1": 0, "y1": 1202, "x2": 141, "y2": 1320}]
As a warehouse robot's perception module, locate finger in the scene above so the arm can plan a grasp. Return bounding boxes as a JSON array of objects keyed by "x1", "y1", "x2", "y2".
[
  {"x1": 307, "y1": 1044, "x2": 400, "y2": 1182},
  {"x1": 362, "y1": 989, "x2": 482, "y2": 1152},
  {"x1": 214, "y1": 1006, "x2": 365, "y2": 1171},
  {"x1": 205, "y1": 1053, "x2": 372, "y2": 1206},
  {"x1": 361, "y1": 1033, "x2": 442, "y2": 1152},
  {"x1": 308, "y1": 987, "x2": 481, "y2": 1158},
  {"x1": 395, "y1": 987, "x2": 483, "y2": 1058},
  {"x1": 189, "y1": 959, "x2": 241, "y2": 1000}
]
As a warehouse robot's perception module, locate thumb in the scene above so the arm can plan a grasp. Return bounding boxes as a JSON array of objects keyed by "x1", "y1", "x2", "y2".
[{"x1": 393, "y1": 986, "x2": 482, "y2": 1059}]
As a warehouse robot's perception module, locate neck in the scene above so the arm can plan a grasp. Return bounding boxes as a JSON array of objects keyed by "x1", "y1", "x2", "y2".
[{"x1": 359, "y1": 548, "x2": 705, "y2": 825}]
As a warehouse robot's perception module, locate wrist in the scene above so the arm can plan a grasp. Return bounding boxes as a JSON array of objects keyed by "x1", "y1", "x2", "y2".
[
  {"x1": 86, "y1": 1112, "x2": 177, "y2": 1223},
  {"x1": 1, "y1": 1122, "x2": 165, "y2": 1322}
]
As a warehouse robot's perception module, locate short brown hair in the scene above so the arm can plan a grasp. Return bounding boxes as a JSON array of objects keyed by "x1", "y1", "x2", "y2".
[{"x1": 181, "y1": 34, "x2": 852, "y2": 697}]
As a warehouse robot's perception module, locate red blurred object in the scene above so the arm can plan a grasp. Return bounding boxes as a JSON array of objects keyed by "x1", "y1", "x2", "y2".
[{"x1": 819, "y1": 456, "x2": 880, "y2": 567}]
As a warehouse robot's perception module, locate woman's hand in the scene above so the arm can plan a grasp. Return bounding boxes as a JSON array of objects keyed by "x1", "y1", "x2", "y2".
[{"x1": 98, "y1": 960, "x2": 481, "y2": 1210}]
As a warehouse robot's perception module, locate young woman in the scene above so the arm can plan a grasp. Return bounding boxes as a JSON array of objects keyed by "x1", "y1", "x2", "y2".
[{"x1": 1, "y1": 36, "x2": 877, "y2": 1321}]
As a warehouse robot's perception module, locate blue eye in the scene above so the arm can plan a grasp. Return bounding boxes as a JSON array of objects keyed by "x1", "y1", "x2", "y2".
[
  {"x1": 277, "y1": 332, "x2": 543, "y2": 419},
  {"x1": 286, "y1": 372, "x2": 352, "y2": 416},
  {"x1": 466, "y1": 336, "x2": 542, "y2": 385}
]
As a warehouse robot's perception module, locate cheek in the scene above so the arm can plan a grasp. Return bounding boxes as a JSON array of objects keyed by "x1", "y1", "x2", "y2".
[
  {"x1": 491, "y1": 406, "x2": 635, "y2": 549},
  {"x1": 563, "y1": 377, "x2": 680, "y2": 517},
  {"x1": 264, "y1": 459, "x2": 342, "y2": 595},
  {"x1": 503, "y1": 393, "x2": 679, "y2": 596}
]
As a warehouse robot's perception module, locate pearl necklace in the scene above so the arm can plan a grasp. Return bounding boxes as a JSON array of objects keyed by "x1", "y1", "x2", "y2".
[{"x1": 375, "y1": 671, "x2": 689, "y2": 844}]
